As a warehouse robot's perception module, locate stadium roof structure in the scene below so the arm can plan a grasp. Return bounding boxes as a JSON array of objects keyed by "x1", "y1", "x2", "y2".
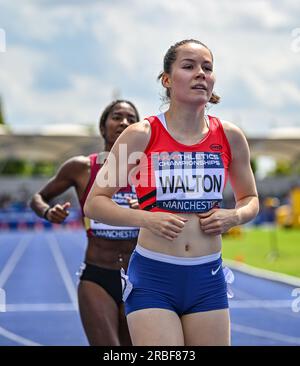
[
  {"x1": 248, "y1": 127, "x2": 300, "y2": 161},
  {"x1": 0, "y1": 130, "x2": 300, "y2": 162},
  {"x1": 248, "y1": 137, "x2": 300, "y2": 161},
  {"x1": 0, "y1": 134, "x2": 102, "y2": 162}
]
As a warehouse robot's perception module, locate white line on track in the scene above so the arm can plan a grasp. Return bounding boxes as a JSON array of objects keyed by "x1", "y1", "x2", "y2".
[
  {"x1": 0, "y1": 325, "x2": 42, "y2": 346},
  {"x1": 5, "y1": 303, "x2": 77, "y2": 312},
  {"x1": 4, "y1": 299, "x2": 294, "y2": 312},
  {"x1": 47, "y1": 234, "x2": 78, "y2": 307},
  {"x1": 231, "y1": 323, "x2": 300, "y2": 345},
  {"x1": 230, "y1": 300, "x2": 293, "y2": 309},
  {"x1": 5, "y1": 300, "x2": 294, "y2": 311},
  {"x1": 0, "y1": 234, "x2": 31, "y2": 288},
  {"x1": 225, "y1": 259, "x2": 300, "y2": 287}
]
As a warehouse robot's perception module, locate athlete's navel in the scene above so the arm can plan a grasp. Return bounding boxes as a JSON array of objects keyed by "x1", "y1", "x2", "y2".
[{"x1": 185, "y1": 244, "x2": 190, "y2": 252}]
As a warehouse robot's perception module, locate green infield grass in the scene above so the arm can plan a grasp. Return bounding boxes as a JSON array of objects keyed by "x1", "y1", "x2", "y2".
[{"x1": 222, "y1": 227, "x2": 300, "y2": 278}]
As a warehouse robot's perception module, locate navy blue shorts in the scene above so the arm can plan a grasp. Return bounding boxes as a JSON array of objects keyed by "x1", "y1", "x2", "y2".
[{"x1": 124, "y1": 245, "x2": 231, "y2": 316}]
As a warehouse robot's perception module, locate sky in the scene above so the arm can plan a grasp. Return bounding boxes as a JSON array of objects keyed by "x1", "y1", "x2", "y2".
[{"x1": 0, "y1": 0, "x2": 300, "y2": 137}]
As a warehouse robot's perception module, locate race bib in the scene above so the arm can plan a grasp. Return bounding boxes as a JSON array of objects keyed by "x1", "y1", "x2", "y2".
[
  {"x1": 152, "y1": 151, "x2": 225, "y2": 212},
  {"x1": 84, "y1": 189, "x2": 139, "y2": 239}
]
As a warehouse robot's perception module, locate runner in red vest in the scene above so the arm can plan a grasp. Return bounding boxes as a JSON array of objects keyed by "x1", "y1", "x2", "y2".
[
  {"x1": 85, "y1": 40, "x2": 259, "y2": 346},
  {"x1": 30, "y1": 100, "x2": 140, "y2": 345}
]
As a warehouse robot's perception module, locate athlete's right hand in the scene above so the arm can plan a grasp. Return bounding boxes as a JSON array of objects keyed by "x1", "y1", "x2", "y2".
[
  {"x1": 145, "y1": 212, "x2": 188, "y2": 241},
  {"x1": 45, "y1": 202, "x2": 71, "y2": 223}
]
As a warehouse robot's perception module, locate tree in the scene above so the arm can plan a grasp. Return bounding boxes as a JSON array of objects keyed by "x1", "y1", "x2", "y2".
[
  {"x1": 250, "y1": 158, "x2": 257, "y2": 176},
  {"x1": 269, "y1": 159, "x2": 293, "y2": 176},
  {"x1": 0, "y1": 96, "x2": 5, "y2": 125}
]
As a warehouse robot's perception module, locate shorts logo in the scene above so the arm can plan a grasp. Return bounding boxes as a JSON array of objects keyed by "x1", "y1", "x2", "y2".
[
  {"x1": 211, "y1": 265, "x2": 221, "y2": 276},
  {"x1": 210, "y1": 144, "x2": 222, "y2": 151}
]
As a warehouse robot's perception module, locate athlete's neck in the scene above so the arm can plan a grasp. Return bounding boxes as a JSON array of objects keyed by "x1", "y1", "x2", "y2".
[{"x1": 165, "y1": 104, "x2": 208, "y2": 138}]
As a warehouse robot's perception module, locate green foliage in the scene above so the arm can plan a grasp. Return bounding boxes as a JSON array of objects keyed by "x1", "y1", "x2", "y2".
[
  {"x1": 250, "y1": 159, "x2": 257, "y2": 175},
  {"x1": 268, "y1": 160, "x2": 293, "y2": 177},
  {"x1": 0, "y1": 159, "x2": 55, "y2": 176},
  {"x1": 1, "y1": 159, "x2": 30, "y2": 175},
  {"x1": 31, "y1": 161, "x2": 56, "y2": 176},
  {"x1": 0, "y1": 96, "x2": 5, "y2": 125}
]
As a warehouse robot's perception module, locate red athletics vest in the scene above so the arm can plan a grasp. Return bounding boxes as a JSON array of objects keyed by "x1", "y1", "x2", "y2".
[
  {"x1": 134, "y1": 114, "x2": 232, "y2": 213},
  {"x1": 80, "y1": 153, "x2": 139, "y2": 240}
]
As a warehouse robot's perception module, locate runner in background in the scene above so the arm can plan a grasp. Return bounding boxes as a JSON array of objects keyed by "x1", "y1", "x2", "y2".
[{"x1": 30, "y1": 100, "x2": 140, "y2": 345}]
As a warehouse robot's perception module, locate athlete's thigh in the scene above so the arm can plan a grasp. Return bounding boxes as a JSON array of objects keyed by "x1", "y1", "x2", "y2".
[
  {"x1": 118, "y1": 303, "x2": 132, "y2": 346},
  {"x1": 78, "y1": 280, "x2": 120, "y2": 346},
  {"x1": 181, "y1": 308, "x2": 230, "y2": 346},
  {"x1": 127, "y1": 308, "x2": 185, "y2": 346}
]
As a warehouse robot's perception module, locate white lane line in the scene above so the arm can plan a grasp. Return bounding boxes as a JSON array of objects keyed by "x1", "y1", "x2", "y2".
[
  {"x1": 231, "y1": 323, "x2": 300, "y2": 345},
  {"x1": 0, "y1": 326, "x2": 42, "y2": 346},
  {"x1": 224, "y1": 259, "x2": 300, "y2": 287},
  {"x1": 5, "y1": 303, "x2": 77, "y2": 312},
  {"x1": 230, "y1": 300, "x2": 293, "y2": 309},
  {"x1": 6, "y1": 300, "x2": 292, "y2": 312},
  {"x1": 0, "y1": 235, "x2": 31, "y2": 288},
  {"x1": 47, "y1": 234, "x2": 78, "y2": 307}
]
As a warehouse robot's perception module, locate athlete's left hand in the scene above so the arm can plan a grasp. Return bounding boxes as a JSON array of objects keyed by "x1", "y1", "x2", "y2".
[
  {"x1": 126, "y1": 196, "x2": 140, "y2": 209},
  {"x1": 197, "y1": 208, "x2": 239, "y2": 235}
]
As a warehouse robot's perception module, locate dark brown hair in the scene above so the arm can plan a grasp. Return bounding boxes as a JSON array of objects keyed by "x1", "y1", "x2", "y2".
[{"x1": 157, "y1": 39, "x2": 220, "y2": 104}]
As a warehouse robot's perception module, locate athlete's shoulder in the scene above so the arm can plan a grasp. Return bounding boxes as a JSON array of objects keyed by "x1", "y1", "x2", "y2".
[
  {"x1": 220, "y1": 120, "x2": 250, "y2": 157},
  {"x1": 220, "y1": 120, "x2": 247, "y2": 145},
  {"x1": 116, "y1": 120, "x2": 151, "y2": 150},
  {"x1": 125, "y1": 119, "x2": 151, "y2": 134},
  {"x1": 221, "y1": 120, "x2": 241, "y2": 133},
  {"x1": 64, "y1": 155, "x2": 89, "y2": 167},
  {"x1": 58, "y1": 155, "x2": 90, "y2": 175}
]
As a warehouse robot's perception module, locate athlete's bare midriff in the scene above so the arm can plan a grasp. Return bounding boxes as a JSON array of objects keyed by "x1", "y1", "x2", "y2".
[
  {"x1": 85, "y1": 236, "x2": 136, "y2": 270},
  {"x1": 138, "y1": 212, "x2": 222, "y2": 257}
]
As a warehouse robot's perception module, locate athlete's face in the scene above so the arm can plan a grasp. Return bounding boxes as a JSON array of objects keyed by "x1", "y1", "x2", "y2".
[
  {"x1": 163, "y1": 43, "x2": 215, "y2": 106},
  {"x1": 102, "y1": 102, "x2": 138, "y2": 146}
]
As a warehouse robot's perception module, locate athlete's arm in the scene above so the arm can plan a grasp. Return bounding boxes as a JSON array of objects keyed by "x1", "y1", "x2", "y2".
[
  {"x1": 30, "y1": 157, "x2": 86, "y2": 223},
  {"x1": 84, "y1": 122, "x2": 187, "y2": 241},
  {"x1": 198, "y1": 122, "x2": 259, "y2": 235}
]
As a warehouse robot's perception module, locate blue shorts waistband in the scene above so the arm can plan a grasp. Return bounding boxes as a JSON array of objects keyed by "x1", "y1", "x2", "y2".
[{"x1": 135, "y1": 244, "x2": 221, "y2": 266}]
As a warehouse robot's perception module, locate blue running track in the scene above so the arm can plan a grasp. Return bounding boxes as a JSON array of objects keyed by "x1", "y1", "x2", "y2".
[{"x1": 0, "y1": 229, "x2": 299, "y2": 346}]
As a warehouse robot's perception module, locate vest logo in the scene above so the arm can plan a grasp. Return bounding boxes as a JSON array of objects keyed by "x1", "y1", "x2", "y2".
[{"x1": 210, "y1": 144, "x2": 222, "y2": 151}]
